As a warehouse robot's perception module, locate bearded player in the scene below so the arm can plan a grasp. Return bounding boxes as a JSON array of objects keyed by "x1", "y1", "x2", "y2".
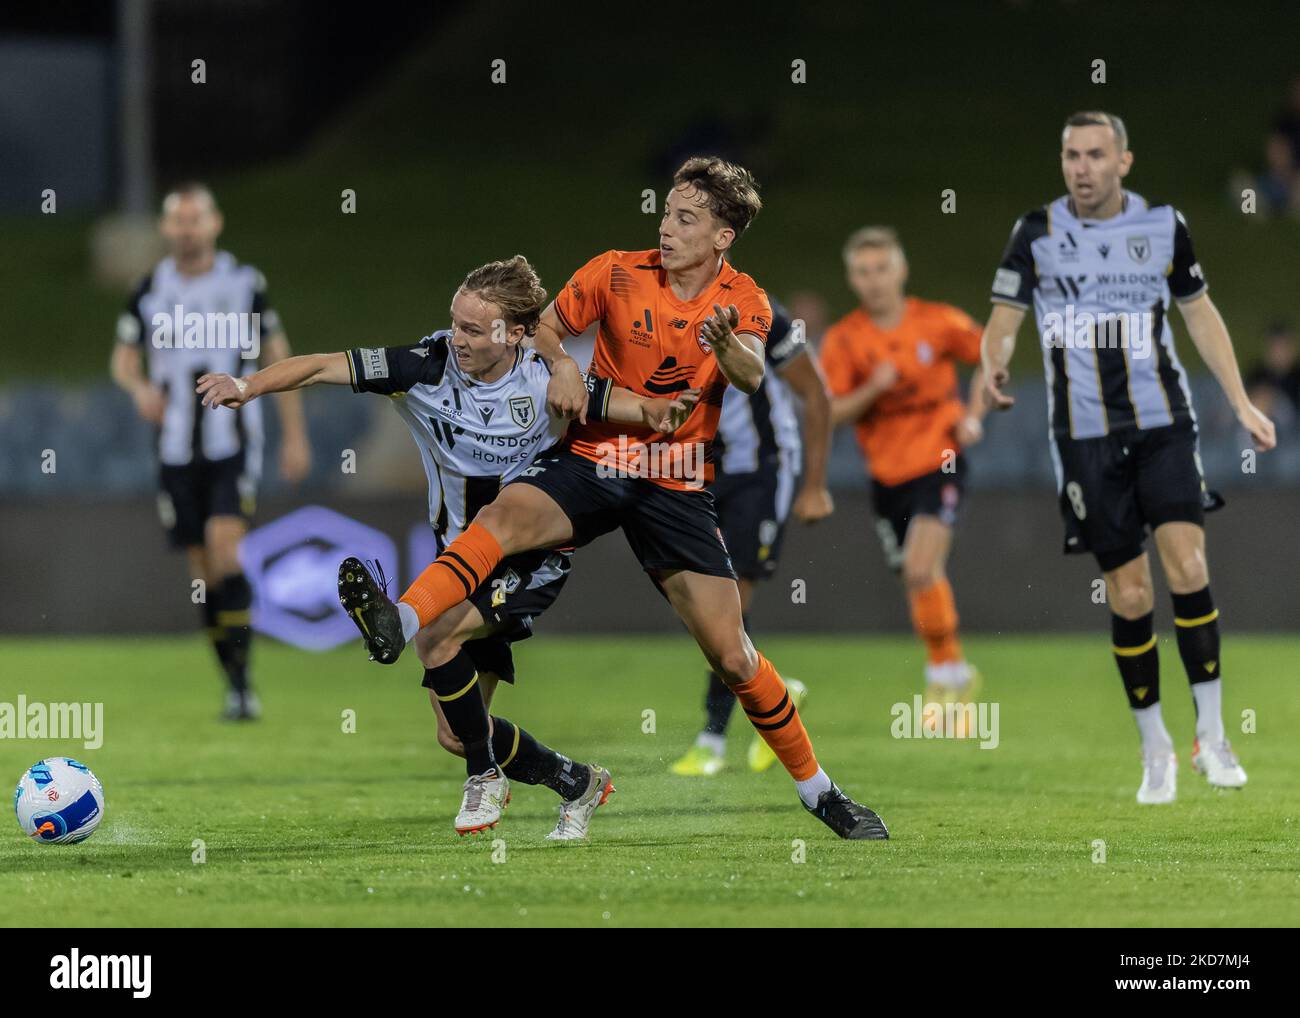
[{"x1": 336, "y1": 158, "x2": 889, "y2": 840}]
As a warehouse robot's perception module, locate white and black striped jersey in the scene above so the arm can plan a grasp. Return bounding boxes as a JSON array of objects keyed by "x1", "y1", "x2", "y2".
[
  {"x1": 715, "y1": 302, "x2": 804, "y2": 476},
  {"x1": 117, "y1": 251, "x2": 280, "y2": 471},
  {"x1": 347, "y1": 332, "x2": 612, "y2": 544},
  {"x1": 991, "y1": 191, "x2": 1206, "y2": 440}
]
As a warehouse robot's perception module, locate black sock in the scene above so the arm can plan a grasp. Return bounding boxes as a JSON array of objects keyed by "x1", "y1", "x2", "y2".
[
  {"x1": 215, "y1": 574, "x2": 253, "y2": 693},
  {"x1": 1112, "y1": 612, "x2": 1160, "y2": 710},
  {"x1": 1172, "y1": 586, "x2": 1221, "y2": 687},
  {"x1": 427, "y1": 652, "x2": 494, "y2": 775},
  {"x1": 703, "y1": 613, "x2": 746, "y2": 735},
  {"x1": 703, "y1": 671, "x2": 736, "y2": 735},
  {"x1": 490, "y1": 716, "x2": 588, "y2": 801},
  {"x1": 200, "y1": 596, "x2": 230, "y2": 672}
]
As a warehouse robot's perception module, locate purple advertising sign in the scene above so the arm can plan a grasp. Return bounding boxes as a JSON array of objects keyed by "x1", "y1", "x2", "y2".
[{"x1": 239, "y1": 505, "x2": 399, "y2": 651}]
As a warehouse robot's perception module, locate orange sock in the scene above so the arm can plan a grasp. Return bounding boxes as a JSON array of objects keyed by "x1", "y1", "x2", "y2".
[
  {"x1": 401, "y1": 522, "x2": 504, "y2": 627},
  {"x1": 908, "y1": 577, "x2": 962, "y2": 664},
  {"x1": 732, "y1": 653, "x2": 818, "y2": 780}
]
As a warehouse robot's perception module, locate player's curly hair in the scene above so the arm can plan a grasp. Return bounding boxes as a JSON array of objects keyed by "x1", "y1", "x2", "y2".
[
  {"x1": 672, "y1": 156, "x2": 763, "y2": 240},
  {"x1": 458, "y1": 255, "x2": 548, "y2": 336}
]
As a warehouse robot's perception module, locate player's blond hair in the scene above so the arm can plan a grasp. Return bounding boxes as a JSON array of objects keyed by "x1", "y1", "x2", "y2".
[
  {"x1": 162, "y1": 181, "x2": 218, "y2": 214},
  {"x1": 672, "y1": 156, "x2": 763, "y2": 240},
  {"x1": 842, "y1": 226, "x2": 905, "y2": 266},
  {"x1": 458, "y1": 255, "x2": 548, "y2": 337},
  {"x1": 1062, "y1": 111, "x2": 1129, "y2": 152}
]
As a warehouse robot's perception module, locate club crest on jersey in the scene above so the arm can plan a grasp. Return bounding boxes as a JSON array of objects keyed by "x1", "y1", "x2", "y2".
[
  {"x1": 509, "y1": 395, "x2": 535, "y2": 428},
  {"x1": 1126, "y1": 235, "x2": 1151, "y2": 263},
  {"x1": 916, "y1": 340, "x2": 934, "y2": 365},
  {"x1": 491, "y1": 568, "x2": 522, "y2": 607},
  {"x1": 697, "y1": 328, "x2": 712, "y2": 354}
]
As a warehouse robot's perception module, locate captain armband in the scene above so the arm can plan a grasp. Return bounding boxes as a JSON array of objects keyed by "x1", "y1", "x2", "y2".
[{"x1": 583, "y1": 374, "x2": 614, "y2": 422}]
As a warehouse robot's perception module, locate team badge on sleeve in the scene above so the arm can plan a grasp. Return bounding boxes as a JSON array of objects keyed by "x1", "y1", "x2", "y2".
[{"x1": 992, "y1": 268, "x2": 1022, "y2": 297}]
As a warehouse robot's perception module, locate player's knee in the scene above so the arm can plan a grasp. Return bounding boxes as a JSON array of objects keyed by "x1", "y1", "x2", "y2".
[
  {"x1": 902, "y1": 561, "x2": 939, "y2": 593},
  {"x1": 417, "y1": 635, "x2": 462, "y2": 671},
  {"x1": 473, "y1": 503, "x2": 522, "y2": 554},
  {"x1": 1170, "y1": 552, "x2": 1208, "y2": 591},
  {"x1": 716, "y1": 644, "x2": 758, "y2": 685},
  {"x1": 1110, "y1": 580, "x2": 1153, "y2": 618}
]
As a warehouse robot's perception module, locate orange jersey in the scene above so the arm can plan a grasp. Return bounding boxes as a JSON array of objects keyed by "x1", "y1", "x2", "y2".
[
  {"x1": 553, "y1": 249, "x2": 772, "y2": 490},
  {"x1": 820, "y1": 297, "x2": 982, "y2": 487}
]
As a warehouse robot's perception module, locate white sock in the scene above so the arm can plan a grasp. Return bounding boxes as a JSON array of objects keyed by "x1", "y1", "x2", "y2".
[
  {"x1": 695, "y1": 732, "x2": 726, "y2": 756},
  {"x1": 398, "y1": 602, "x2": 420, "y2": 642},
  {"x1": 1191, "y1": 679, "x2": 1225, "y2": 745},
  {"x1": 795, "y1": 767, "x2": 833, "y2": 808},
  {"x1": 1133, "y1": 703, "x2": 1174, "y2": 755}
]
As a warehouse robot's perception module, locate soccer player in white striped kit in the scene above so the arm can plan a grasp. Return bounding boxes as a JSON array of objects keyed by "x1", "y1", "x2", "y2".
[
  {"x1": 981, "y1": 112, "x2": 1276, "y2": 803},
  {"x1": 198, "y1": 255, "x2": 697, "y2": 837}
]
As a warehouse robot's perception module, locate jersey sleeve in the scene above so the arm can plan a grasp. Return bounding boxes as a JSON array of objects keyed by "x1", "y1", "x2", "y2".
[
  {"x1": 990, "y1": 213, "x2": 1041, "y2": 308},
  {"x1": 819, "y1": 324, "x2": 863, "y2": 397},
  {"x1": 115, "y1": 274, "x2": 152, "y2": 346},
  {"x1": 552, "y1": 251, "x2": 613, "y2": 336},
  {"x1": 346, "y1": 340, "x2": 445, "y2": 395},
  {"x1": 764, "y1": 304, "x2": 806, "y2": 371},
  {"x1": 1168, "y1": 209, "x2": 1208, "y2": 302},
  {"x1": 939, "y1": 304, "x2": 984, "y2": 364},
  {"x1": 733, "y1": 286, "x2": 773, "y2": 345},
  {"x1": 250, "y1": 269, "x2": 283, "y2": 337}
]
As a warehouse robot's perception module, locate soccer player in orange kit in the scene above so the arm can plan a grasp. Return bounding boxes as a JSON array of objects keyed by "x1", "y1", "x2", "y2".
[{"x1": 821, "y1": 227, "x2": 989, "y2": 727}]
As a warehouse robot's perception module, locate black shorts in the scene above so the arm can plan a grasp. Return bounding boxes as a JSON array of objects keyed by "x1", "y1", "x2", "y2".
[
  {"x1": 421, "y1": 547, "x2": 572, "y2": 687},
  {"x1": 1053, "y1": 423, "x2": 1217, "y2": 572},
  {"x1": 870, "y1": 458, "x2": 967, "y2": 572},
  {"x1": 515, "y1": 446, "x2": 735, "y2": 579},
  {"x1": 712, "y1": 459, "x2": 796, "y2": 580},
  {"x1": 157, "y1": 452, "x2": 256, "y2": 548}
]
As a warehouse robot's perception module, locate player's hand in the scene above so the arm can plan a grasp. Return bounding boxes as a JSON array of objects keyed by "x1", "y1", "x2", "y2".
[
  {"x1": 546, "y1": 357, "x2": 589, "y2": 424},
  {"x1": 196, "y1": 372, "x2": 252, "y2": 409},
  {"x1": 700, "y1": 303, "x2": 741, "y2": 351},
  {"x1": 792, "y1": 485, "x2": 834, "y2": 524},
  {"x1": 954, "y1": 414, "x2": 984, "y2": 448},
  {"x1": 131, "y1": 383, "x2": 166, "y2": 424},
  {"x1": 279, "y1": 432, "x2": 312, "y2": 483},
  {"x1": 1236, "y1": 401, "x2": 1277, "y2": 452},
  {"x1": 985, "y1": 367, "x2": 1015, "y2": 411},
  {"x1": 642, "y1": 388, "x2": 700, "y2": 433},
  {"x1": 867, "y1": 361, "x2": 899, "y2": 393}
]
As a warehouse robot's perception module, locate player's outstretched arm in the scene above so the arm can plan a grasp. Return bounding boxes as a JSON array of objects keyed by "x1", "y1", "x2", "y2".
[
  {"x1": 700, "y1": 303, "x2": 765, "y2": 394},
  {"x1": 604, "y1": 386, "x2": 702, "y2": 433},
  {"x1": 110, "y1": 341, "x2": 166, "y2": 424},
  {"x1": 532, "y1": 303, "x2": 590, "y2": 423},
  {"x1": 196, "y1": 352, "x2": 351, "y2": 410},
  {"x1": 980, "y1": 303, "x2": 1026, "y2": 411},
  {"x1": 1178, "y1": 293, "x2": 1277, "y2": 451}
]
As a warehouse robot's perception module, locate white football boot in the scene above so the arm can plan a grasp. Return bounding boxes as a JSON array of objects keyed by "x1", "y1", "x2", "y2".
[
  {"x1": 1137, "y1": 748, "x2": 1177, "y2": 804},
  {"x1": 454, "y1": 768, "x2": 510, "y2": 835},
  {"x1": 546, "y1": 765, "x2": 615, "y2": 842},
  {"x1": 1192, "y1": 739, "x2": 1247, "y2": 788}
]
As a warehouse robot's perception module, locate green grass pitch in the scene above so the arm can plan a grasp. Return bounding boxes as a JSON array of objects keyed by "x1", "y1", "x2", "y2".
[{"x1": 2, "y1": 634, "x2": 1297, "y2": 927}]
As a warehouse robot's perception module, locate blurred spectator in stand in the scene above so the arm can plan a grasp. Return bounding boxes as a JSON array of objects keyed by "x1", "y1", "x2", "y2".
[{"x1": 1245, "y1": 321, "x2": 1300, "y2": 432}]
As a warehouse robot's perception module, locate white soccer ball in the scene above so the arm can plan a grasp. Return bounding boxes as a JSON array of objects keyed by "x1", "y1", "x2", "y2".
[{"x1": 14, "y1": 757, "x2": 106, "y2": 845}]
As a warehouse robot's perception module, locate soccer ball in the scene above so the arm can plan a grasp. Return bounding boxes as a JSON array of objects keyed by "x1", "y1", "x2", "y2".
[{"x1": 14, "y1": 757, "x2": 106, "y2": 845}]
